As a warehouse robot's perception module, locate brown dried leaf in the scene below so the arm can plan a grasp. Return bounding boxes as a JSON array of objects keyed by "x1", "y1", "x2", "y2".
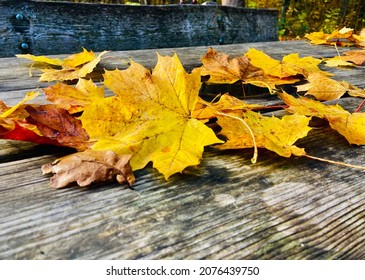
[
  {"x1": 25, "y1": 104, "x2": 90, "y2": 150},
  {"x1": 42, "y1": 150, "x2": 135, "y2": 188},
  {"x1": 200, "y1": 48, "x2": 300, "y2": 90},
  {"x1": 343, "y1": 50, "x2": 365, "y2": 66},
  {"x1": 201, "y1": 47, "x2": 250, "y2": 84}
]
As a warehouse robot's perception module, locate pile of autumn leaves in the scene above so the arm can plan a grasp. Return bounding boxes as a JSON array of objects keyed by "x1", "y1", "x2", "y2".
[{"x1": 1, "y1": 41, "x2": 364, "y2": 188}]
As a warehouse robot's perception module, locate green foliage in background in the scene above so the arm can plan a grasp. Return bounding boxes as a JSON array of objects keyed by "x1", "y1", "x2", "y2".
[{"x1": 277, "y1": 0, "x2": 365, "y2": 37}]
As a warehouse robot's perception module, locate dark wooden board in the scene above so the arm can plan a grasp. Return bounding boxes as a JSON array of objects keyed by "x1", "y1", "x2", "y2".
[
  {"x1": 0, "y1": 0, "x2": 278, "y2": 57},
  {"x1": 0, "y1": 41, "x2": 365, "y2": 259}
]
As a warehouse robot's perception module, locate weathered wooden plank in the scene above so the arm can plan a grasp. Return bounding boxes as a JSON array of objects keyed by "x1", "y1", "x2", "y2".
[
  {"x1": 1, "y1": 40, "x2": 365, "y2": 105},
  {"x1": 0, "y1": 121, "x2": 364, "y2": 259},
  {"x1": 0, "y1": 0, "x2": 278, "y2": 57},
  {"x1": 0, "y1": 41, "x2": 365, "y2": 260}
]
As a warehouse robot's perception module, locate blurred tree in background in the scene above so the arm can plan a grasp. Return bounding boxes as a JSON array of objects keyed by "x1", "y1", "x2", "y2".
[
  {"x1": 43, "y1": 0, "x2": 365, "y2": 38},
  {"x1": 276, "y1": 0, "x2": 365, "y2": 37}
]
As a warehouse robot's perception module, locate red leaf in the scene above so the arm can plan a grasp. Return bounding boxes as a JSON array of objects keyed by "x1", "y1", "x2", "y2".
[{"x1": 0, "y1": 123, "x2": 60, "y2": 146}]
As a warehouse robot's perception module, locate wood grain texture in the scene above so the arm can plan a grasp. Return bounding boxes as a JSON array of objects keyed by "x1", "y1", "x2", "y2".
[
  {"x1": 0, "y1": 41, "x2": 365, "y2": 259},
  {"x1": 0, "y1": 0, "x2": 278, "y2": 57}
]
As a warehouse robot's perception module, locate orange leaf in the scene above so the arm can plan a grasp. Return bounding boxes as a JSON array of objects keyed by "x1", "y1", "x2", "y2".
[
  {"x1": 0, "y1": 100, "x2": 28, "y2": 132},
  {"x1": 0, "y1": 91, "x2": 39, "y2": 119},
  {"x1": 43, "y1": 79, "x2": 104, "y2": 113},
  {"x1": 327, "y1": 27, "x2": 354, "y2": 41}
]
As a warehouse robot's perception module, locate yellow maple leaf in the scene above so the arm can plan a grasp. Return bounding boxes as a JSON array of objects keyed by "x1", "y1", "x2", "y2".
[
  {"x1": 294, "y1": 72, "x2": 363, "y2": 100},
  {"x1": 0, "y1": 91, "x2": 39, "y2": 119},
  {"x1": 16, "y1": 54, "x2": 64, "y2": 66},
  {"x1": 40, "y1": 51, "x2": 108, "y2": 82},
  {"x1": 305, "y1": 72, "x2": 347, "y2": 100},
  {"x1": 282, "y1": 53, "x2": 326, "y2": 75},
  {"x1": 352, "y1": 28, "x2": 365, "y2": 47},
  {"x1": 80, "y1": 53, "x2": 223, "y2": 179},
  {"x1": 43, "y1": 79, "x2": 104, "y2": 113},
  {"x1": 323, "y1": 56, "x2": 355, "y2": 67},
  {"x1": 16, "y1": 48, "x2": 94, "y2": 68},
  {"x1": 193, "y1": 94, "x2": 263, "y2": 121},
  {"x1": 216, "y1": 110, "x2": 311, "y2": 158},
  {"x1": 0, "y1": 91, "x2": 42, "y2": 135},
  {"x1": 341, "y1": 81, "x2": 365, "y2": 98},
  {"x1": 62, "y1": 48, "x2": 97, "y2": 69},
  {"x1": 245, "y1": 48, "x2": 302, "y2": 78},
  {"x1": 326, "y1": 27, "x2": 354, "y2": 46},
  {"x1": 17, "y1": 49, "x2": 107, "y2": 82},
  {"x1": 305, "y1": 27, "x2": 357, "y2": 47},
  {"x1": 280, "y1": 92, "x2": 365, "y2": 145},
  {"x1": 305, "y1": 31, "x2": 329, "y2": 45}
]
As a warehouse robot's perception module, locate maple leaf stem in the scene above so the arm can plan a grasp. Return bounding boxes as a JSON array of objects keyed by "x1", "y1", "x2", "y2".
[
  {"x1": 304, "y1": 154, "x2": 365, "y2": 171},
  {"x1": 257, "y1": 104, "x2": 289, "y2": 111},
  {"x1": 103, "y1": 55, "x2": 131, "y2": 67},
  {"x1": 334, "y1": 43, "x2": 341, "y2": 58},
  {"x1": 29, "y1": 62, "x2": 35, "y2": 77},
  {"x1": 197, "y1": 98, "x2": 258, "y2": 163},
  {"x1": 354, "y1": 99, "x2": 365, "y2": 113},
  {"x1": 241, "y1": 83, "x2": 246, "y2": 97},
  {"x1": 217, "y1": 111, "x2": 258, "y2": 164}
]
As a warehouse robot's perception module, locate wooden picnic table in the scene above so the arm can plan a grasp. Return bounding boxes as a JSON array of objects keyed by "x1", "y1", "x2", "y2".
[{"x1": 0, "y1": 40, "x2": 365, "y2": 260}]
